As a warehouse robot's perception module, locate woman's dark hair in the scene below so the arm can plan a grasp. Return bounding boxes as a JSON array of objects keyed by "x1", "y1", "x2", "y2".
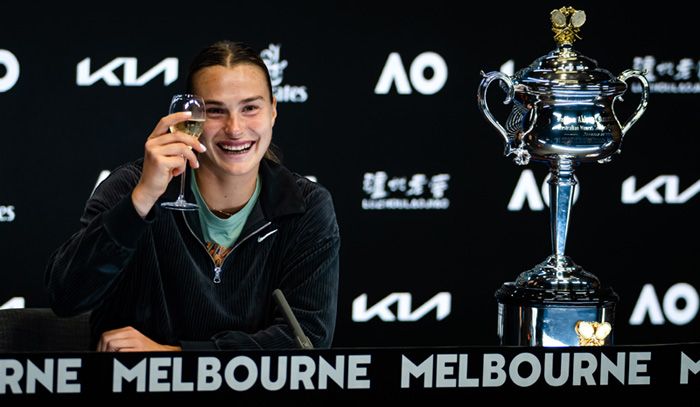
[{"x1": 186, "y1": 40, "x2": 281, "y2": 163}]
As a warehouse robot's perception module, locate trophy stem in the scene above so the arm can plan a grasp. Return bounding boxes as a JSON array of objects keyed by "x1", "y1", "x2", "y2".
[{"x1": 549, "y1": 158, "x2": 576, "y2": 266}]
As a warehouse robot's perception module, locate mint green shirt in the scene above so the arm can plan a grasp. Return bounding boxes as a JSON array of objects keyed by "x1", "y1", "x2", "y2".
[{"x1": 190, "y1": 169, "x2": 261, "y2": 248}]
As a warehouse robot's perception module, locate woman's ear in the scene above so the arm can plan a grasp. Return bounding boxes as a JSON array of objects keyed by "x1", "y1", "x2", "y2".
[{"x1": 270, "y1": 96, "x2": 278, "y2": 127}]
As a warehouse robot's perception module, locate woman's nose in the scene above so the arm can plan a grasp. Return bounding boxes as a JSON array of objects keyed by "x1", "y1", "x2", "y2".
[{"x1": 225, "y1": 114, "x2": 243, "y2": 135}]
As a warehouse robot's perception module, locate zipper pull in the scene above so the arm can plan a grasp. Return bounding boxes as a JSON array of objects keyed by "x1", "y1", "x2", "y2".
[{"x1": 213, "y1": 267, "x2": 222, "y2": 284}]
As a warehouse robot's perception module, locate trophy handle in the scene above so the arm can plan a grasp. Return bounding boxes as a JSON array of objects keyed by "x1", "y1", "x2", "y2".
[
  {"x1": 616, "y1": 69, "x2": 650, "y2": 136},
  {"x1": 477, "y1": 71, "x2": 515, "y2": 151}
]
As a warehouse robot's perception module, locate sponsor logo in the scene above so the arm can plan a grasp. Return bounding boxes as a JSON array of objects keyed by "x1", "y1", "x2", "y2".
[
  {"x1": 629, "y1": 283, "x2": 699, "y2": 325},
  {"x1": 362, "y1": 171, "x2": 450, "y2": 210},
  {"x1": 352, "y1": 292, "x2": 451, "y2": 322},
  {"x1": 76, "y1": 57, "x2": 178, "y2": 86},
  {"x1": 508, "y1": 170, "x2": 580, "y2": 211},
  {"x1": 622, "y1": 175, "x2": 699, "y2": 204},
  {"x1": 631, "y1": 55, "x2": 700, "y2": 94},
  {"x1": 0, "y1": 49, "x2": 19, "y2": 92},
  {"x1": 375, "y1": 52, "x2": 448, "y2": 95},
  {"x1": 0, "y1": 205, "x2": 15, "y2": 222},
  {"x1": 260, "y1": 44, "x2": 308, "y2": 103}
]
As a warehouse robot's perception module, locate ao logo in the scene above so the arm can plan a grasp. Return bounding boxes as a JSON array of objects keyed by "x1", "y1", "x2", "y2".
[
  {"x1": 92, "y1": 170, "x2": 111, "y2": 195},
  {"x1": 0, "y1": 206, "x2": 15, "y2": 222},
  {"x1": 500, "y1": 60, "x2": 515, "y2": 76},
  {"x1": 1, "y1": 297, "x2": 24, "y2": 309},
  {"x1": 629, "y1": 283, "x2": 699, "y2": 325},
  {"x1": 375, "y1": 52, "x2": 448, "y2": 95},
  {"x1": 508, "y1": 169, "x2": 580, "y2": 211},
  {"x1": 0, "y1": 49, "x2": 20, "y2": 92}
]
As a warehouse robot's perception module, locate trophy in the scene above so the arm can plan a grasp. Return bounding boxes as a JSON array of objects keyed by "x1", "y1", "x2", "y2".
[{"x1": 477, "y1": 7, "x2": 649, "y2": 346}]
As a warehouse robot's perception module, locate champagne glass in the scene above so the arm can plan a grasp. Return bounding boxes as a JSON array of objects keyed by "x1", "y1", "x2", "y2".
[{"x1": 160, "y1": 94, "x2": 205, "y2": 210}]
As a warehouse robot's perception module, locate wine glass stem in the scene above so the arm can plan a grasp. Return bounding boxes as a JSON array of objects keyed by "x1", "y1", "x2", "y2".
[{"x1": 178, "y1": 163, "x2": 188, "y2": 201}]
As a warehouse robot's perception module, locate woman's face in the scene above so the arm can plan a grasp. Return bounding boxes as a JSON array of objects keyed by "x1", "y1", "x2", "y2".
[{"x1": 193, "y1": 64, "x2": 276, "y2": 179}]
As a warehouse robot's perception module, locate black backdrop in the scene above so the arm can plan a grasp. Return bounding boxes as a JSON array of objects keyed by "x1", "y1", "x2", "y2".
[{"x1": 1, "y1": 2, "x2": 698, "y2": 347}]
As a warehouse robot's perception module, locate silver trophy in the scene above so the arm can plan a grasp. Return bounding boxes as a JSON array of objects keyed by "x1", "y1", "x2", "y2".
[{"x1": 478, "y1": 7, "x2": 649, "y2": 346}]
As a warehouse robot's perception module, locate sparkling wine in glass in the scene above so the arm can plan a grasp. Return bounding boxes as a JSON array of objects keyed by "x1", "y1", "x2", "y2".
[{"x1": 160, "y1": 94, "x2": 205, "y2": 211}]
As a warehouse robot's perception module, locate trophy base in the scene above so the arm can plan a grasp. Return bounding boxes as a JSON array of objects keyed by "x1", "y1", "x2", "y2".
[{"x1": 495, "y1": 257, "x2": 618, "y2": 346}]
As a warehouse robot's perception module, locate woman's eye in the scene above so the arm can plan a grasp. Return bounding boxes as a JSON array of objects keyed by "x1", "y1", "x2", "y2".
[{"x1": 207, "y1": 108, "x2": 225, "y2": 115}]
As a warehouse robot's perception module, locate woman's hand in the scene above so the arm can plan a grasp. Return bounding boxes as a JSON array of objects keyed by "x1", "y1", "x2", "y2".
[
  {"x1": 97, "y1": 326, "x2": 181, "y2": 352},
  {"x1": 131, "y1": 111, "x2": 207, "y2": 217}
]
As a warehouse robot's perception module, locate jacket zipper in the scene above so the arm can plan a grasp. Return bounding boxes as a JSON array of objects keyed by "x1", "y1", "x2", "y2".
[{"x1": 181, "y1": 212, "x2": 272, "y2": 284}]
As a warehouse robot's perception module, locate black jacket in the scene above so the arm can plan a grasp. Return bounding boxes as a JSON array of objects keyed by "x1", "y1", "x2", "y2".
[{"x1": 45, "y1": 158, "x2": 340, "y2": 350}]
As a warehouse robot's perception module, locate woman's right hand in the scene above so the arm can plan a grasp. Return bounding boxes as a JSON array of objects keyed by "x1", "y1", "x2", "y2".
[{"x1": 131, "y1": 111, "x2": 207, "y2": 218}]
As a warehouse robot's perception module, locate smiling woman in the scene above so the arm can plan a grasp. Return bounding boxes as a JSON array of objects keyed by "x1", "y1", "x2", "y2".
[
  {"x1": 187, "y1": 41, "x2": 282, "y2": 165},
  {"x1": 44, "y1": 40, "x2": 341, "y2": 353},
  {"x1": 194, "y1": 64, "x2": 276, "y2": 204}
]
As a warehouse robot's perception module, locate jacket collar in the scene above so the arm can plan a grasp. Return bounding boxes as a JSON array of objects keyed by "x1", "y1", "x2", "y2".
[
  {"x1": 159, "y1": 158, "x2": 306, "y2": 238},
  {"x1": 257, "y1": 158, "x2": 306, "y2": 220}
]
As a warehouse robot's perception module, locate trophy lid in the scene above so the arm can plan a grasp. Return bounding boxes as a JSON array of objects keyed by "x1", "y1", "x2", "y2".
[{"x1": 513, "y1": 7, "x2": 627, "y2": 96}]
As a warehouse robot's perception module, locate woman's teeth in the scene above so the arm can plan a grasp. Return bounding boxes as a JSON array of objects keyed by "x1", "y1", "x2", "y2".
[{"x1": 219, "y1": 142, "x2": 253, "y2": 154}]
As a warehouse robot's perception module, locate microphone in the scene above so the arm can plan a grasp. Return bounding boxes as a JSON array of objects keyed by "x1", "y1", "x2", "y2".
[{"x1": 273, "y1": 289, "x2": 314, "y2": 350}]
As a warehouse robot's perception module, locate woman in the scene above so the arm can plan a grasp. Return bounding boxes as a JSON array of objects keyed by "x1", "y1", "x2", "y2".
[{"x1": 45, "y1": 41, "x2": 340, "y2": 351}]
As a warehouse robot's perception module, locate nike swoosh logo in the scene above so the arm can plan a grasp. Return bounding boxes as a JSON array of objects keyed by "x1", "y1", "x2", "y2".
[{"x1": 257, "y1": 229, "x2": 278, "y2": 243}]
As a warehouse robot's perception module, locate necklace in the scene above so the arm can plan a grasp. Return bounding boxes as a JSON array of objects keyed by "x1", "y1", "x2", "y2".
[{"x1": 211, "y1": 208, "x2": 236, "y2": 218}]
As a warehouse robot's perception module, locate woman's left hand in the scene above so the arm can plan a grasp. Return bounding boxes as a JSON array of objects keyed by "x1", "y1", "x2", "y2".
[{"x1": 97, "y1": 326, "x2": 181, "y2": 352}]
